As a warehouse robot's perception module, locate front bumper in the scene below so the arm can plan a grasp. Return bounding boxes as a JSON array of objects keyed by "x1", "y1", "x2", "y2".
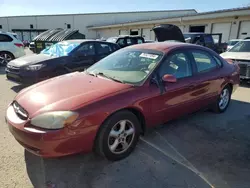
[
  {"x1": 6, "y1": 105, "x2": 97, "y2": 158},
  {"x1": 5, "y1": 67, "x2": 45, "y2": 85}
]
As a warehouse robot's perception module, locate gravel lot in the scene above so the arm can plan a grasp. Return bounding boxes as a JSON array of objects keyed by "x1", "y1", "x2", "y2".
[{"x1": 0, "y1": 50, "x2": 250, "y2": 188}]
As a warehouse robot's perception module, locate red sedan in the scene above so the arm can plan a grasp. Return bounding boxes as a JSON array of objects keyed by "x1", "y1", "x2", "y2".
[{"x1": 6, "y1": 42, "x2": 240, "y2": 161}]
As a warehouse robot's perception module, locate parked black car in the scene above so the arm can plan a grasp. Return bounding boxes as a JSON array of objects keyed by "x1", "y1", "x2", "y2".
[
  {"x1": 6, "y1": 40, "x2": 120, "y2": 85},
  {"x1": 106, "y1": 35, "x2": 145, "y2": 48}
]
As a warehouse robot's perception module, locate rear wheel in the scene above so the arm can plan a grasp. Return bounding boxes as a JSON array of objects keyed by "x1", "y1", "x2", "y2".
[
  {"x1": 0, "y1": 52, "x2": 14, "y2": 66},
  {"x1": 95, "y1": 111, "x2": 141, "y2": 161},
  {"x1": 213, "y1": 86, "x2": 231, "y2": 113}
]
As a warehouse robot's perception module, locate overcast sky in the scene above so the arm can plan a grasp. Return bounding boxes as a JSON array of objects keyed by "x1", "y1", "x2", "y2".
[{"x1": 0, "y1": 0, "x2": 250, "y2": 16}]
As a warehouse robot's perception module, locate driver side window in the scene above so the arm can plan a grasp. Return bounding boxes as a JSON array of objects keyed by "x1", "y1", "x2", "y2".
[
  {"x1": 76, "y1": 43, "x2": 95, "y2": 56},
  {"x1": 159, "y1": 52, "x2": 192, "y2": 79}
]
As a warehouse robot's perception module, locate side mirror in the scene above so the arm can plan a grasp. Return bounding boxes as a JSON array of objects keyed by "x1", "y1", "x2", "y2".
[{"x1": 162, "y1": 74, "x2": 177, "y2": 83}]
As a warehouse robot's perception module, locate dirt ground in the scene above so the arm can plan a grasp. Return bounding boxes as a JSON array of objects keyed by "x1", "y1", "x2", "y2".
[{"x1": 0, "y1": 49, "x2": 250, "y2": 188}]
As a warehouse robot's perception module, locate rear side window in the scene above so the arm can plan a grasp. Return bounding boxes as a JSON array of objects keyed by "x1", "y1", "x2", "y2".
[
  {"x1": 112, "y1": 44, "x2": 120, "y2": 51},
  {"x1": 0, "y1": 34, "x2": 13, "y2": 42},
  {"x1": 213, "y1": 56, "x2": 223, "y2": 67},
  {"x1": 204, "y1": 35, "x2": 214, "y2": 43},
  {"x1": 96, "y1": 43, "x2": 113, "y2": 55},
  {"x1": 191, "y1": 51, "x2": 217, "y2": 73},
  {"x1": 117, "y1": 38, "x2": 125, "y2": 47},
  {"x1": 76, "y1": 43, "x2": 95, "y2": 56}
]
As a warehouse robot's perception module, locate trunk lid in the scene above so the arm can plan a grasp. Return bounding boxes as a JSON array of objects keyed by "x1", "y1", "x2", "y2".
[{"x1": 152, "y1": 24, "x2": 185, "y2": 42}]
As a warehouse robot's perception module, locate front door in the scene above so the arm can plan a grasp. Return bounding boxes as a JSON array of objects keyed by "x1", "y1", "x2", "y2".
[
  {"x1": 68, "y1": 42, "x2": 96, "y2": 72},
  {"x1": 151, "y1": 50, "x2": 198, "y2": 124}
]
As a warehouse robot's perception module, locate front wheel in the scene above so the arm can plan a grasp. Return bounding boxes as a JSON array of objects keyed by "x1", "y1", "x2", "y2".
[
  {"x1": 213, "y1": 86, "x2": 231, "y2": 113},
  {"x1": 95, "y1": 111, "x2": 141, "y2": 161}
]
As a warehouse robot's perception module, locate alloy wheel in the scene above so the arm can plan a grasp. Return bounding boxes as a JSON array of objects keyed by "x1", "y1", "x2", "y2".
[
  {"x1": 108, "y1": 120, "x2": 135, "y2": 154},
  {"x1": 0, "y1": 53, "x2": 13, "y2": 65},
  {"x1": 219, "y1": 88, "x2": 230, "y2": 110}
]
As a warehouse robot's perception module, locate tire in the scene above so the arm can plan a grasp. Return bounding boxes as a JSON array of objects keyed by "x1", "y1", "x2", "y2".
[
  {"x1": 0, "y1": 52, "x2": 14, "y2": 66},
  {"x1": 95, "y1": 110, "x2": 141, "y2": 161},
  {"x1": 212, "y1": 86, "x2": 231, "y2": 113}
]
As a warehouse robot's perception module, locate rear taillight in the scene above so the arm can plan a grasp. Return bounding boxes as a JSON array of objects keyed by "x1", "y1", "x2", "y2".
[{"x1": 14, "y1": 43, "x2": 24, "y2": 48}]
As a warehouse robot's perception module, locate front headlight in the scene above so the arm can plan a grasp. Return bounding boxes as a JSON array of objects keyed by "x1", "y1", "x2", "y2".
[
  {"x1": 25, "y1": 64, "x2": 46, "y2": 71},
  {"x1": 30, "y1": 111, "x2": 79, "y2": 129}
]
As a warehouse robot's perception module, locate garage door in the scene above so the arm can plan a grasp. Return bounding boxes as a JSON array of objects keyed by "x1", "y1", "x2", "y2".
[
  {"x1": 22, "y1": 32, "x2": 31, "y2": 41},
  {"x1": 119, "y1": 29, "x2": 129, "y2": 35},
  {"x1": 212, "y1": 23, "x2": 231, "y2": 42},
  {"x1": 142, "y1": 28, "x2": 155, "y2": 41},
  {"x1": 31, "y1": 31, "x2": 39, "y2": 41},
  {"x1": 238, "y1": 21, "x2": 250, "y2": 39}
]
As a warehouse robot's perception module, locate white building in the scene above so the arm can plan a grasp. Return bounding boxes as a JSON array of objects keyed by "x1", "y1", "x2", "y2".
[
  {"x1": 0, "y1": 9, "x2": 196, "y2": 41},
  {"x1": 0, "y1": 6, "x2": 250, "y2": 42}
]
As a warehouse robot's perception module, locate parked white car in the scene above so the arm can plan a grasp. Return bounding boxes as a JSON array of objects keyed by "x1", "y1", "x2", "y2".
[
  {"x1": 0, "y1": 32, "x2": 25, "y2": 66},
  {"x1": 220, "y1": 39, "x2": 250, "y2": 80},
  {"x1": 227, "y1": 39, "x2": 242, "y2": 51}
]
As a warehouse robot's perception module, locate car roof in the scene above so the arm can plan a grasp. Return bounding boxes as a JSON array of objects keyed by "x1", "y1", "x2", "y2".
[
  {"x1": 127, "y1": 41, "x2": 198, "y2": 52},
  {"x1": 229, "y1": 39, "x2": 242, "y2": 41}
]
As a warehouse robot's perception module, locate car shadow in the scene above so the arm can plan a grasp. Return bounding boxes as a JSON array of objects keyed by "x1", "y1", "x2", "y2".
[
  {"x1": 0, "y1": 66, "x2": 6, "y2": 74},
  {"x1": 11, "y1": 85, "x2": 27, "y2": 93},
  {"x1": 24, "y1": 99, "x2": 250, "y2": 188}
]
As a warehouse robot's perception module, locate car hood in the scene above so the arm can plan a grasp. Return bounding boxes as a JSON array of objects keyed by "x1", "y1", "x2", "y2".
[
  {"x1": 15, "y1": 72, "x2": 132, "y2": 118},
  {"x1": 220, "y1": 52, "x2": 250, "y2": 61},
  {"x1": 152, "y1": 24, "x2": 186, "y2": 43},
  {"x1": 8, "y1": 54, "x2": 57, "y2": 67}
]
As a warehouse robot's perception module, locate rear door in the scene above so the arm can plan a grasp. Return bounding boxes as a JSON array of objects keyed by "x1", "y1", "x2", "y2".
[
  {"x1": 68, "y1": 42, "x2": 96, "y2": 71},
  {"x1": 188, "y1": 49, "x2": 224, "y2": 108},
  {"x1": 95, "y1": 42, "x2": 117, "y2": 62}
]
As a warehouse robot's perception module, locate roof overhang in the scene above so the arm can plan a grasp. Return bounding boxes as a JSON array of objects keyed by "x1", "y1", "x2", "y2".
[{"x1": 88, "y1": 7, "x2": 250, "y2": 30}]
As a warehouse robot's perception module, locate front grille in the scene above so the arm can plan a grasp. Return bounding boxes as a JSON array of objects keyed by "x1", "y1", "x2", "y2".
[
  {"x1": 6, "y1": 65, "x2": 20, "y2": 73},
  {"x1": 12, "y1": 101, "x2": 28, "y2": 120},
  {"x1": 238, "y1": 64, "x2": 247, "y2": 76}
]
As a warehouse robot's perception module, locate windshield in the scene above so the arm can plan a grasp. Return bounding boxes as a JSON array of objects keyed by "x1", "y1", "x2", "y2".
[
  {"x1": 228, "y1": 40, "x2": 241, "y2": 46},
  {"x1": 229, "y1": 41, "x2": 250, "y2": 52},
  {"x1": 41, "y1": 41, "x2": 80, "y2": 57},
  {"x1": 86, "y1": 49, "x2": 163, "y2": 85}
]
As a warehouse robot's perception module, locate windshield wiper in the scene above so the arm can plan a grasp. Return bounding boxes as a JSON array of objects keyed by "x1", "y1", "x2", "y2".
[
  {"x1": 85, "y1": 71, "x2": 96, "y2": 77},
  {"x1": 96, "y1": 72, "x2": 124, "y2": 83}
]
